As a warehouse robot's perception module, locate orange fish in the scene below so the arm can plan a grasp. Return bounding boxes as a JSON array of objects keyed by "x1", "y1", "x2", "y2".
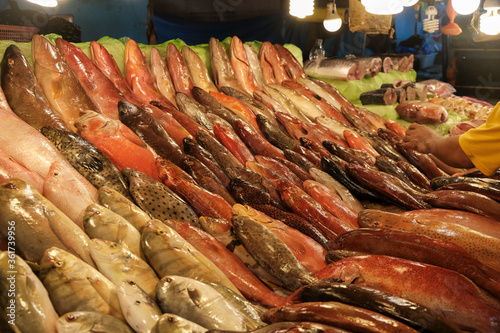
[
  {"x1": 209, "y1": 91, "x2": 261, "y2": 133},
  {"x1": 230, "y1": 36, "x2": 261, "y2": 96},
  {"x1": 74, "y1": 111, "x2": 160, "y2": 181},
  {"x1": 343, "y1": 129, "x2": 380, "y2": 158},
  {"x1": 259, "y1": 42, "x2": 290, "y2": 84},
  {"x1": 213, "y1": 122, "x2": 255, "y2": 165},
  {"x1": 166, "y1": 43, "x2": 195, "y2": 98}
]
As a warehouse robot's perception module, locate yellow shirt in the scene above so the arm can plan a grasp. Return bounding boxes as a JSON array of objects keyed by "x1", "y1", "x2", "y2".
[{"x1": 459, "y1": 102, "x2": 500, "y2": 176}]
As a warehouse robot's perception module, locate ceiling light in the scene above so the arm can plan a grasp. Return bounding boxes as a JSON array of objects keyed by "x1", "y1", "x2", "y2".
[
  {"x1": 26, "y1": 0, "x2": 58, "y2": 7},
  {"x1": 451, "y1": 0, "x2": 480, "y2": 15},
  {"x1": 361, "y1": 0, "x2": 404, "y2": 15},
  {"x1": 290, "y1": 0, "x2": 314, "y2": 19},
  {"x1": 324, "y1": 2, "x2": 342, "y2": 32},
  {"x1": 401, "y1": 0, "x2": 419, "y2": 6}
]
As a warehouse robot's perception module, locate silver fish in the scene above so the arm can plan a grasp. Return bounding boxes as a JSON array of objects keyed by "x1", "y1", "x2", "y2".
[
  {"x1": 56, "y1": 311, "x2": 134, "y2": 333},
  {"x1": 268, "y1": 84, "x2": 325, "y2": 121},
  {"x1": 304, "y1": 58, "x2": 366, "y2": 81},
  {"x1": 89, "y1": 239, "x2": 159, "y2": 300},
  {"x1": 0, "y1": 252, "x2": 58, "y2": 333},
  {"x1": 117, "y1": 280, "x2": 162, "y2": 333},
  {"x1": 151, "y1": 313, "x2": 208, "y2": 333},
  {"x1": 155, "y1": 275, "x2": 248, "y2": 331},
  {"x1": 84, "y1": 203, "x2": 142, "y2": 258}
]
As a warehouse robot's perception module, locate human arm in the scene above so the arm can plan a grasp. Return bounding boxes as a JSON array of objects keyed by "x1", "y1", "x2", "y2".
[{"x1": 401, "y1": 123, "x2": 475, "y2": 169}]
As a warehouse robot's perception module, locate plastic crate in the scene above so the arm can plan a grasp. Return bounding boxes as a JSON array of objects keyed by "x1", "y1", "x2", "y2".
[{"x1": 0, "y1": 24, "x2": 39, "y2": 43}]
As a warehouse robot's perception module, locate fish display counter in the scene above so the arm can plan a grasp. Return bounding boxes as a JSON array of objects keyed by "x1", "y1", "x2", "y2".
[{"x1": 0, "y1": 33, "x2": 499, "y2": 333}]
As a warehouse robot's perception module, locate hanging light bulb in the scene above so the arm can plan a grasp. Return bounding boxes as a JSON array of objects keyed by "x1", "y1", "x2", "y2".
[
  {"x1": 423, "y1": 5, "x2": 440, "y2": 33},
  {"x1": 26, "y1": 0, "x2": 58, "y2": 7},
  {"x1": 401, "y1": 0, "x2": 419, "y2": 7},
  {"x1": 290, "y1": 0, "x2": 314, "y2": 19},
  {"x1": 480, "y1": 5, "x2": 500, "y2": 35},
  {"x1": 451, "y1": 0, "x2": 480, "y2": 15},
  {"x1": 323, "y1": 2, "x2": 342, "y2": 32},
  {"x1": 361, "y1": 0, "x2": 404, "y2": 15}
]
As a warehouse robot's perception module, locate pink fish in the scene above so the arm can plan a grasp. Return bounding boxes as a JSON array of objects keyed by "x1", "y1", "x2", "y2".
[
  {"x1": 166, "y1": 43, "x2": 195, "y2": 98},
  {"x1": 0, "y1": 148, "x2": 44, "y2": 193},
  {"x1": 230, "y1": 36, "x2": 261, "y2": 96}
]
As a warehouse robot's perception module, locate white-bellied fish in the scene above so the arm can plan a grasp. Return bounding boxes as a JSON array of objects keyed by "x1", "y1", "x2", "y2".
[
  {"x1": 151, "y1": 313, "x2": 208, "y2": 333},
  {"x1": 56, "y1": 311, "x2": 134, "y2": 333},
  {"x1": 182, "y1": 45, "x2": 218, "y2": 93}
]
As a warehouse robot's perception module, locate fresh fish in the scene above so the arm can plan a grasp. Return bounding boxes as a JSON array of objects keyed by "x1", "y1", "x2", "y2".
[
  {"x1": 196, "y1": 130, "x2": 244, "y2": 171},
  {"x1": 303, "y1": 180, "x2": 359, "y2": 228},
  {"x1": 283, "y1": 80, "x2": 349, "y2": 125},
  {"x1": 89, "y1": 239, "x2": 159, "y2": 299},
  {"x1": 296, "y1": 77, "x2": 342, "y2": 111},
  {"x1": 122, "y1": 168, "x2": 199, "y2": 225},
  {"x1": 175, "y1": 92, "x2": 213, "y2": 129},
  {"x1": 243, "y1": 43, "x2": 265, "y2": 88},
  {"x1": 283, "y1": 149, "x2": 317, "y2": 172},
  {"x1": 56, "y1": 311, "x2": 134, "y2": 333},
  {"x1": 125, "y1": 39, "x2": 175, "y2": 107},
  {"x1": 183, "y1": 155, "x2": 236, "y2": 205},
  {"x1": 309, "y1": 167, "x2": 364, "y2": 213},
  {"x1": 89, "y1": 40, "x2": 144, "y2": 107},
  {"x1": 39, "y1": 247, "x2": 123, "y2": 320},
  {"x1": 256, "y1": 115, "x2": 299, "y2": 152},
  {"x1": 1, "y1": 44, "x2": 71, "y2": 131},
  {"x1": 165, "y1": 219, "x2": 287, "y2": 307},
  {"x1": 358, "y1": 209, "x2": 500, "y2": 273},
  {"x1": 0, "y1": 252, "x2": 59, "y2": 333},
  {"x1": 151, "y1": 313, "x2": 208, "y2": 333},
  {"x1": 210, "y1": 91, "x2": 261, "y2": 132},
  {"x1": 182, "y1": 45, "x2": 218, "y2": 93},
  {"x1": 396, "y1": 160, "x2": 432, "y2": 191},
  {"x1": 56, "y1": 38, "x2": 121, "y2": 120},
  {"x1": 232, "y1": 119, "x2": 285, "y2": 159},
  {"x1": 74, "y1": 110, "x2": 160, "y2": 181},
  {"x1": 259, "y1": 41, "x2": 291, "y2": 84},
  {"x1": 192, "y1": 86, "x2": 246, "y2": 126},
  {"x1": 141, "y1": 219, "x2": 239, "y2": 292},
  {"x1": 314, "y1": 255, "x2": 500, "y2": 333},
  {"x1": 304, "y1": 58, "x2": 366, "y2": 81},
  {"x1": 233, "y1": 204, "x2": 328, "y2": 274},
  {"x1": 83, "y1": 203, "x2": 142, "y2": 258},
  {"x1": 253, "y1": 89, "x2": 293, "y2": 117},
  {"x1": 296, "y1": 283, "x2": 460, "y2": 333},
  {"x1": 214, "y1": 123, "x2": 254, "y2": 166},
  {"x1": 230, "y1": 36, "x2": 261, "y2": 95},
  {"x1": 274, "y1": 43, "x2": 307, "y2": 80},
  {"x1": 401, "y1": 208, "x2": 500, "y2": 239},
  {"x1": 263, "y1": 301, "x2": 419, "y2": 333},
  {"x1": 396, "y1": 101, "x2": 449, "y2": 124},
  {"x1": 254, "y1": 155, "x2": 303, "y2": 188},
  {"x1": 345, "y1": 163, "x2": 429, "y2": 210},
  {"x1": 209, "y1": 37, "x2": 246, "y2": 93},
  {"x1": 0, "y1": 179, "x2": 94, "y2": 266},
  {"x1": 397, "y1": 146, "x2": 448, "y2": 180},
  {"x1": 150, "y1": 46, "x2": 178, "y2": 107},
  {"x1": 43, "y1": 161, "x2": 98, "y2": 229},
  {"x1": 98, "y1": 186, "x2": 152, "y2": 231},
  {"x1": 164, "y1": 44, "x2": 194, "y2": 97},
  {"x1": 183, "y1": 137, "x2": 231, "y2": 188},
  {"x1": 117, "y1": 280, "x2": 162, "y2": 333},
  {"x1": 310, "y1": 78, "x2": 355, "y2": 109},
  {"x1": 0, "y1": 147, "x2": 44, "y2": 193},
  {"x1": 118, "y1": 100, "x2": 186, "y2": 167},
  {"x1": 32, "y1": 35, "x2": 97, "y2": 132},
  {"x1": 314, "y1": 115, "x2": 351, "y2": 139},
  {"x1": 328, "y1": 227, "x2": 500, "y2": 300},
  {"x1": 269, "y1": 84, "x2": 325, "y2": 121},
  {"x1": 157, "y1": 158, "x2": 233, "y2": 222},
  {"x1": 275, "y1": 156, "x2": 313, "y2": 182},
  {"x1": 343, "y1": 129, "x2": 380, "y2": 158},
  {"x1": 40, "y1": 126, "x2": 131, "y2": 199},
  {"x1": 155, "y1": 275, "x2": 248, "y2": 331},
  {"x1": 221, "y1": 86, "x2": 279, "y2": 126},
  {"x1": 375, "y1": 155, "x2": 427, "y2": 192},
  {"x1": 232, "y1": 215, "x2": 318, "y2": 291},
  {"x1": 323, "y1": 140, "x2": 375, "y2": 168}
]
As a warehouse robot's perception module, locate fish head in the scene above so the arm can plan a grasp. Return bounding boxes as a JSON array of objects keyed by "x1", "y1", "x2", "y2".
[
  {"x1": 74, "y1": 110, "x2": 119, "y2": 137},
  {"x1": 40, "y1": 247, "x2": 74, "y2": 274},
  {"x1": 124, "y1": 39, "x2": 147, "y2": 67},
  {"x1": 0, "y1": 178, "x2": 33, "y2": 202},
  {"x1": 1, "y1": 45, "x2": 31, "y2": 80},
  {"x1": 31, "y1": 34, "x2": 63, "y2": 71}
]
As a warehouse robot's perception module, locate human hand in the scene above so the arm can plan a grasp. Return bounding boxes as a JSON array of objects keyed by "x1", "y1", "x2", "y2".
[{"x1": 401, "y1": 123, "x2": 441, "y2": 154}]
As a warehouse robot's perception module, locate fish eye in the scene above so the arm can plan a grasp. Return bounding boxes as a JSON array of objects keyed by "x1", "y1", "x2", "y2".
[
  {"x1": 66, "y1": 313, "x2": 77, "y2": 322},
  {"x1": 54, "y1": 260, "x2": 64, "y2": 267}
]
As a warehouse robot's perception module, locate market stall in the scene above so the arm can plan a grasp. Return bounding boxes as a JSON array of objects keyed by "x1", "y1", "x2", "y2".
[{"x1": 0, "y1": 0, "x2": 499, "y2": 332}]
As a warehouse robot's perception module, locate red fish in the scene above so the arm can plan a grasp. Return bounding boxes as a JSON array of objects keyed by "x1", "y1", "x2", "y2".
[
  {"x1": 232, "y1": 119, "x2": 285, "y2": 159},
  {"x1": 314, "y1": 255, "x2": 500, "y2": 333},
  {"x1": 254, "y1": 155, "x2": 303, "y2": 189},
  {"x1": 166, "y1": 43, "x2": 195, "y2": 98},
  {"x1": 74, "y1": 111, "x2": 160, "y2": 180},
  {"x1": 213, "y1": 122, "x2": 255, "y2": 165},
  {"x1": 343, "y1": 129, "x2": 379, "y2": 158},
  {"x1": 165, "y1": 219, "x2": 287, "y2": 307},
  {"x1": 259, "y1": 42, "x2": 290, "y2": 84},
  {"x1": 56, "y1": 38, "x2": 120, "y2": 120},
  {"x1": 277, "y1": 179, "x2": 355, "y2": 237},
  {"x1": 124, "y1": 39, "x2": 175, "y2": 108},
  {"x1": 233, "y1": 204, "x2": 328, "y2": 273},
  {"x1": 303, "y1": 180, "x2": 358, "y2": 228},
  {"x1": 157, "y1": 158, "x2": 233, "y2": 222},
  {"x1": 230, "y1": 36, "x2": 261, "y2": 96},
  {"x1": 274, "y1": 44, "x2": 307, "y2": 80},
  {"x1": 209, "y1": 91, "x2": 261, "y2": 133}
]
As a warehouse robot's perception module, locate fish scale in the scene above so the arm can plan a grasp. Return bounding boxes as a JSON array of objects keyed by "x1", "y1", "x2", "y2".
[{"x1": 122, "y1": 168, "x2": 199, "y2": 227}]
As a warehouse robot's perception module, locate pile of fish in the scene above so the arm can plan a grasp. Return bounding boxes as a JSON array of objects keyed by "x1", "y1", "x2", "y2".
[
  {"x1": 0, "y1": 34, "x2": 499, "y2": 333},
  {"x1": 304, "y1": 54, "x2": 414, "y2": 81}
]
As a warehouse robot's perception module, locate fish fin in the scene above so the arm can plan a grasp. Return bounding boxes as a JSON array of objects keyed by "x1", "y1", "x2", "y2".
[
  {"x1": 77, "y1": 154, "x2": 105, "y2": 172},
  {"x1": 187, "y1": 287, "x2": 203, "y2": 308}
]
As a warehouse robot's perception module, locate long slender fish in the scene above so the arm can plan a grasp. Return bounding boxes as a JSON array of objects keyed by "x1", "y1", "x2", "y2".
[
  {"x1": 243, "y1": 43, "x2": 265, "y2": 88},
  {"x1": 40, "y1": 126, "x2": 131, "y2": 199},
  {"x1": 230, "y1": 36, "x2": 261, "y2": 96},
  {"x1": 166, "y1": 43, "x2": 195, "y2": 98},
  {"x1": 32, "y1": 34, "x2": 97, "y2": 132},
  {"x1": 182, "y1": 45, "x2": 218, "y2": 93},
  {"x1": 56, "y1": 38, "x2": 121, "y2": 120},
  {"x1": 1, "y1": 44, "x2": 70, "y2": 131},
  {"x1": 150, "y1": 46, "x2": 179, "y2": 107}
]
